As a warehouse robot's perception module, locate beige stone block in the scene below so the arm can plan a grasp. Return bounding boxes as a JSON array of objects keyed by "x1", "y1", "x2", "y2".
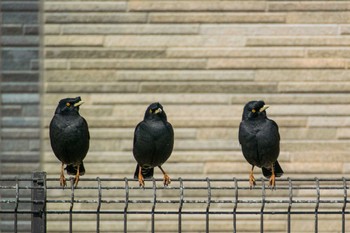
[
  {"x1": 129, "y1": 1, "x2": 266, "y2": 11},
  {"x1": 167, "y1": 48, "x2": 304, "y2": 58},
  {"x1": 45, "y1": 13, "x2": 147, "y2": 23},
  {"x1": 197, "y1": 128, "x2": 237, "y2": 140},
  {"x1": 45, "y1": 35, "x2": 104, "y2": 46},
  {"x1": 231, "y1": 93, "x2": 350, "y2": 104},
  {"x1": 208, "y1": 58, "x2": 345, "y2": 69},
  {"x1": 45, "y1": 48, "x2": 166, "y2": 59},
  {"x1": 169, "y1": 151, "x2": 244, "y2": 163},
  {"x1": 62, "y1": 24, "x2": 199, "y2": 35},
  {"x1": 69, "y1": 59, "x2": 206, "y2": 70},
  {"x1": 247, "y1": 36, "x2": 350, "y2": 47},
  {"x1": 205, "y1": 162, "x2": 252, "y2": 174},
  {"x1": 255, "y1": 69, "x2": 350, "y2": 82},
  {"x1": 308, "y1": 48, "x2": 350, "y2": 58},
  {"x1": 336, "y1": 128, "x2": 350, "y2": 139},
  {"x1": 269, "y1": 2, "x2": 350, "y2": 11},
  {"x1": 140, "y1": 82, "x2": 278, "y2": 93},
  {"x1": 172, "y1": 118, "x2": 238, "y2": 128},
  {"x1": 44, "y1": 59, "x2": 68, "y2": 70},
  {"x1": 278, "y1": 82, "x2": 350, "y2": 93},
  {"x1": 290, "y1": 151, "x2": 350, "y2": 162},
  {"x1": 307, "y1": 117, "x2": 350, "y2": 127},
  {"x1": 173, "y1": 139, "x2": 239, "y2": 151},
  {"x1": 287, "y1": 12, "x2": 350, "y2": 24},
  {"x1": 341, "y1": 25, "x2": 350, "y2": 35},
  {"x1": 104, "y1": 35, "x2": 245, "y2": 47},
  {"x1": 281, "y1": 141, "x2": 350, "y2": 152},
  {"x1": 90, "y1": 93, "x2": 231, "y2": 105},
  {"x1": 115, "y1": 70, "x2": 254, "y2": 82},
  {"x1": 44, "y1": 24, "x2": 61, "y2": 35},
  {"x1": 45, "y1": 2, "x2": 127, "y2": 12},
  {"x1": 150, "y1": 12, "x2": 285, "y2": 23},
  {"x1": 279, "y1": 128, "x2": 337, "y2": 140},
  {"x1": 283, "y1": 162, "x2": 343, "y2": 174},
  {"x1": 268, "y1": 104, "x2": 349, "y2": 116},
  {"x1": 45, "y1": 82, "x2": 139, "y2": 93},
  {"x1": 45, "y1": 70, "x2": 116, "y2": 82},
  {"x1": 201, "y1": 24, "x2": 338, "y2": 36}
]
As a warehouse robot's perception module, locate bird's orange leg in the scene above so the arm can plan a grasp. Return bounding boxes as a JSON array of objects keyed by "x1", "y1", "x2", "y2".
[
  {"x1": 158, "y1": 166, "x2": 171, "y2": 186},
  {"x1": 60, "y1": 163, "x2": 66, "y2": 187},
  {"x1": 249, "y1": 165, "x2": 256, "y2": 188},
  {"x1": 138, "y1": 165, "x2": 145, "y2": 188},
  {"x1": 74, "y1": 165, "x2": 80, "y2": 187},
  {"x1": 269, "y1": 164, "x2": 276, "y2": 189}
]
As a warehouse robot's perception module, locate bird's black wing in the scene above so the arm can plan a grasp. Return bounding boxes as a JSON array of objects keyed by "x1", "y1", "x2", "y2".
[
  {"x1": 239, "y1": 121, "x2": 260, "y2": 166},
  {"x1": 133, "y1": 121, "x2": 156, "y2": 166},
  {"x1": 256, "y1": 118, "x2": 280, "y2": 167},
  {"x1": 153, "y1": 121, "x2": 174, "y2": 164}
]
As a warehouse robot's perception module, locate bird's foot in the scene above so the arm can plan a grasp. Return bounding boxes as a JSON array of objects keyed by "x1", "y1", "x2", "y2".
[
  {"x1": 60, "y1": 174, "x2": 66, "y2": 188},
  {"x1": 269, "y1": 174, "x2": 276, "y2": 189},
  {"x1": 249, "y1": 174, "x2": 256, "y2": 189},
  {"x1": 138, "y1": 174, "x2": 145, "y2": 188},
  {"x1": 163, "y1": 174, "x2": 171, "y2": 187},
  {"x1": 74, "y1": 174, "x2": 80, "y2": 188}
]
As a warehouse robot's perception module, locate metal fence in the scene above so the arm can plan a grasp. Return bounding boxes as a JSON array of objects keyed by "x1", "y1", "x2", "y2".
[{"x1": 0, "y1": 172, "x2": 349, "y2": 233}]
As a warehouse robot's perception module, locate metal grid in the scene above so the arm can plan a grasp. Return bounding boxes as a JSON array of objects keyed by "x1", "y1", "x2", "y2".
[{"x1": 0, "y1": 172, "x2": 349, "y2": 233}]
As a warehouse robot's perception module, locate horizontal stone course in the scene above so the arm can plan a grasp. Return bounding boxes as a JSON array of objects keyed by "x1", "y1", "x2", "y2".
[{"x1": 38, "y1": 0, "x2": 350, "y2": 232}]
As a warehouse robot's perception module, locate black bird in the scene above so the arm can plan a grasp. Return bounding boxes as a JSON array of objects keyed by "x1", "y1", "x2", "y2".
[
  {"x1": 133, "y1": 102, "x2": 174, "y2": 187},
  {"x1": 238, "y1": 100, "x2": 283, "y2": 188},
  {"x1": 49, "y1": 97, "x2": 89, "y2": 187}
]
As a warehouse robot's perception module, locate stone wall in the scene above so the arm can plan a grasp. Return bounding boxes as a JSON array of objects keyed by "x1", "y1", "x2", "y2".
[
  {"x1": 1, "y1": 0, "x2": 41, "y2": 232},
  {"x1": 2, "y1": 0, "x2": 350, "y2": 232}
]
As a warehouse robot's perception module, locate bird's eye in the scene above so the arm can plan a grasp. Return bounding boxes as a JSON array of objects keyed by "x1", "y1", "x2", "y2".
[
  {"x1": 66, "y1": 103, "x2": 71, "y2": 107},
  {"x1": 252, "y1": 109, "x2": 256, "y2": 113}
]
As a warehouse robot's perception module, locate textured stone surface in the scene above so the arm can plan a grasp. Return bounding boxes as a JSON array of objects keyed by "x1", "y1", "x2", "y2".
[{"x1": 2, "y1": 0, "x2": 349, "y2": 232}]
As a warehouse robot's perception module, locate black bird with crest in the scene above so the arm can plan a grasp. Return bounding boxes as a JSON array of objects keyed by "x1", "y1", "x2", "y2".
[
  {"x1": 133, "y1": 102, "x2": 174, "y2": 187},
  {"x1": 49, "y1": 96, "x2": 89, "y2": 187},
  {"x1": 239, "y1": 100, "x2": 283, "y2": 188}
]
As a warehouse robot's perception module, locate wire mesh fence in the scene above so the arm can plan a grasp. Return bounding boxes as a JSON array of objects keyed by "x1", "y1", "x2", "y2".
[{"x1": 0, "y1": 172, "x2": 349, "y2": 233}]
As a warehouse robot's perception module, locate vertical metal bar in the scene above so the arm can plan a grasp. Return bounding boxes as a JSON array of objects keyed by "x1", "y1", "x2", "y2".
[
  {"x1": 124, "y1": 177, "x2": 129, "y2": 233},
  {"x1": 233, "y1": 178, "x2": 238, "y2": 233},
  {"x1": 69, "y1": 178, "x2": 75, "y2": 233},
  {"x1": 14, "y1": 177, "x2": 19, "y2": 233},
  {"x1": 342, "y1": 177, "x2": 347, "y2": 233},
  {"x1": 151, "y1": 178, "x2": 157, "y2": 233},
  {"x1": 206, "y1": 178, "x2": 211, "y2": 233},
  {"x1": 96, "y1": 177, "x2": 102, "y2": 233},
  {"x1": 260, "y1": 178, "x2": 266, "y2": 233},
  {"x1": 31, "y1": 171, "x2": 46, "y2": 233},
  {"x1": 178, "y1": 178, "x2": 184, "y2": 233},
  {"x1": 315, "y1": 178, "x2": 320, "y2": 233},
  {"x1": 287, "y1": 177, "x2": 293, "y2": 233}
]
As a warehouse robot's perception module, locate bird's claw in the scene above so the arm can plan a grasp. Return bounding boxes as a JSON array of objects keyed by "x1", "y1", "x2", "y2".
[
  {"x1": 163, "y1": 174, "x2": 171, "y2": 187},
  {"x1": 249, "y1": 175, "x2": 256, "y2": 189},
  {"x1": 60, "y1": 175, "x2": 66, "y2": 188},
  {"x1": 138, "y1": 176, "x2": 145, "y2": 188},
  {"x1": 269, "y1": 174, "x2": 276, "y2": 189}
]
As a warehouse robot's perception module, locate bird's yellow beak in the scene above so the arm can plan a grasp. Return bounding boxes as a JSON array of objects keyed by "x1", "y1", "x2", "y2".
[
  {"x1": 154, "y1": 108, "x2": 162, "y2": 114},
  {"x1": 259, "y1": 105, "x2": 269, "y2": 112},
  {"x1": 74, "y1": 101, "x2": 84, "y2": 107}
]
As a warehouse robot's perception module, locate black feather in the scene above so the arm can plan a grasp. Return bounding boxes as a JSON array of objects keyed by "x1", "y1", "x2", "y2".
[
  {"x1": 49, "y1": 96, "x2": 89, "y2": 175},
  {"x1": 239, "y1": 100, "x2": 283, "y2": 177},
  {"x1": 133, "y1": 102, "x2": 174, "y2": 178}
]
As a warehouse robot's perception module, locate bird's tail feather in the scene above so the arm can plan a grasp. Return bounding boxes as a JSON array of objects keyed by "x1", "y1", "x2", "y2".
[
  {"x1": 262, "y1": 161, "x2": 283, "y2": 178},
  {"x1": 133, "y1": 165, "x2": 154, "y2": 179},
  {"x1": 66, "y1": 162, "x2": 85, "y2": 176}
]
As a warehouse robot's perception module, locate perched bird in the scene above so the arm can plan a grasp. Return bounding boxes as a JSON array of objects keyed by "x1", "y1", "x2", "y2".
[
  {"x1": 238, "y1": 100, "x2": 283, "y2": 188},
  {"x1": 133, "y1": 102, "x2": 174, "y2": 187},
  {"x1": 49, "y1": 97, "x2": 89, "y2": 187}
]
